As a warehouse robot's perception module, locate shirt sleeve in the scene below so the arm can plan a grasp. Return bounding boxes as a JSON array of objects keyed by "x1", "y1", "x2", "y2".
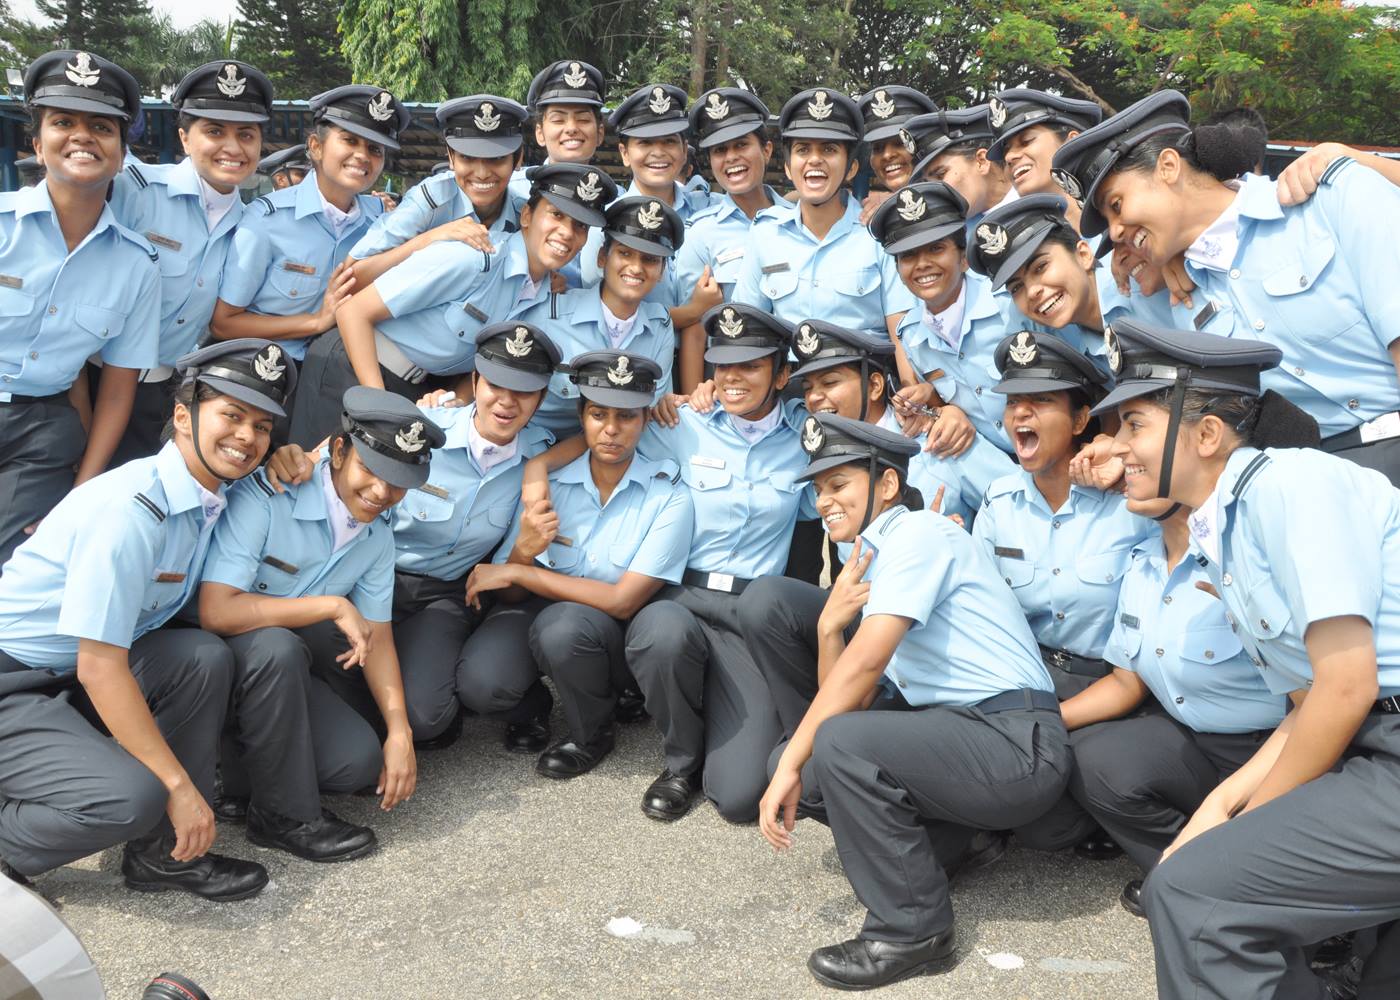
[
  {"x1": 348, "y1": 530, "x2": 395, "y2": 621},
  {"x1": 636, "y1": 418, "x2": 681, "y2": 464},
  {"x1": 56, "y1": 507, "x2": 162, "y2": 648},
  {"x1": 218, "y1": 216, "x2": 272, "y2": 308},
  {"x1": 99, "y1": 253, "x2": 161, "y2": 370},
  {"x1": 200, "y1": 485, "x2": 275, "y2": 593},
  {"x1": 578, "y1": 228, "x2": 605, "y2": 288},
  {"x1": 626, "y1": 484, "x2": 693, "y2": 583},
  {"x1": 376, "y1": 241, "x2": 482, "y2": 318},
  {"x1": 672, "y1": 225, "x2": 708, "y2": 298},
  {"x1": 879, "y1": 251, "x2": 917, "y2": 316},
  {"x1": 1314, "y1": 162, "x2": 1400, "y2": 352},
  {"x1": 731, "y1": 228, "x2": 772, "y2": 310},
  {"x1": 349, "y1": 186, "x2": 434, "y2": 260},
  {"x1": 864, "y1": 519, "x2": 956, "y2": 627}
]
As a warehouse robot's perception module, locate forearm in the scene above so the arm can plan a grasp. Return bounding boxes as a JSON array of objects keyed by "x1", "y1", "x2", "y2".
[
  {"x1": 521, "y1": 437, "x2": 586, "y2": 506},
  {"x1": 1060, "y1": 668, "x2": 1148, "y2": 730},
  {"x1": 1208, "y1": 712, "x2": 1294, "y2": 812},
  {"x1": 815, "y1": 621, "x2": 847, "y2": 686},
  {"x1": 511, "y1": 564, "x2": 659, "y2": 620},
  {"x1": 78, "y1": 644, "x2": 187, "y2": 792},
  {"x1": 1243, "y1": 680, "x2": 1374, "y2": 812},
  {"x1": 210, "y1": 302, "x2": 317, "y2": 342},
  {"x1": 199, "y1": 588, "x2": 345, "y2": 636},
  {"x1": 67, "y1": 368, "x2": 93, "y2": 434},
  {"x1": 347, "y1": 238, "x2": 421, "y2": 287},
  {"x1": 360, "y1": 630, "x2": 411, "y2": 737},
  {"x1": 669, "y1": 298, "x2": 709, "y2": 330},
  {"x1": 337, "y1": 300, "x2": 388, "y2": 389},
  {"x1": 677, "y1": 322, "x2": 706, "y2": 394},
  {"x1": 75, "y1": 366, "x2": 137, "y2": 484}
]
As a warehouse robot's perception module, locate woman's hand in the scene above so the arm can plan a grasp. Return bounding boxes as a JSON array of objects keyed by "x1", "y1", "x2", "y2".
[
  {"x1": 1068, "y1": 434, "x2": 1124, "y2": 491},
  {"x1": 465, "y1": 562, "x2": 517, "y2": 610},
  {"x1": 165, "y1": 780, "x2": 217, "y2": 862},
  {"x1": 427, "y1": 217, "x2": 494, "y2": 254},
  {"x1": 686, "y1": 265, "x2": 723, "y2": 316},
  {"x1": 650, "y1": 393, "x2": 687, "y2": 428},
  {"x1": 818, "y1": 538, "x2": 873, "y2": 637},
  {"x1": 924, "y1": 404, "x2": 974, "y2": 457},
  {"x1": 758, "y1": 764, "x2": 803, "y2": 851},
  {"x1": 313, "y1": 262, "x2": 357, "y2": 334},
  {"x1": 1160, "y1": 794, "x2": 1233, "y2": 863},
  {"x1": 377, "y1": 729, "x2": 417, "y2": 811},
  {"x1": 332, "y1": 598, "x2": 374, "y2": 669},
  {"x1": 687, "y1": 378, "x2": 718, "y2": 414},
  {"x1": 264, "y1": 443, "x2": 320, "y2": 493}
]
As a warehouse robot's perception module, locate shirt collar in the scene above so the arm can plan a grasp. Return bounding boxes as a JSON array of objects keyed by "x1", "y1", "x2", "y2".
[
  {"x1": 293, "y1": 170, "x2": 326, "y2": 219},
  {"x1": 1184, "y1": 181, "x2": 1244, "y2": 272},
  {"x1": 318, "y1": 185, "x2": 362, "y2": 237},
  {"x1": 729, "y1": 403, "x2": 785, "y2": 444},
  {"x1": 556, "y1": 451, "x2": 652, "y2": 505},
  {"x1": 600, "y1": 297, "x2": 637, "y2": 347},
  {"x1": 196, "y1": 172, "x2": 241, "y2": 231},
  {"x1": 922, "y1": 281, "x2": 967, "y2": 348},
  {"x1": 1236, "y1": 171, "x2": 1286, "y2": 223},
  {"x1": 780, "y1": 192, "x2": 858, "y2": 243},
  {"x1": 623, "y1": 179, "x2": 685, "y2": 208},
  {"x1": 502, "y1": 231, "x2": 532, "y2": 280},
  {"x1": 857, "y1": 503, "x2": 907, "y2": 554},
  {"x1": 167, "y1": 157, "x2": 205, "y2": 199},
  {"x1": 155, "y1": 440, "x2": 213, "y2": 516},
  {"x1": 715, "y1": 186, "x2": 780, "y2": 222},
  {"x1": 465, "y1": 408, "x2": 520, "y2": 471},
  {"x1": 19, "y1": 180, "x2": 117, "y2": 240}
]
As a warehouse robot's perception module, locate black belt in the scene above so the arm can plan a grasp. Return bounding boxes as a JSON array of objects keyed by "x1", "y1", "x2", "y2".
[
  {"x1": 1376, "y1": 694, "x2": 1400, "y2": 715},
  {"x1": 1321, "y1": 412, "x2": 1400, "y2": 453},
  {"x1": 0, "y1": 390, "x2": 68, "y2": 405},
  {"x1": 1039, "y1": 645, "x2": 1109, "y2": 678},
  {"x1": 682, "y1": 569, "x2": 753, "y2": 595},
  {"x1": 975, "y1": 688, "x2": 1061, "y2": 714}
]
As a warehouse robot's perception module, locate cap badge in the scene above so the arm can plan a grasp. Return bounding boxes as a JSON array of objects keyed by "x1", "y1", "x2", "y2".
[
  {"x1": 637, "y1": 201, "x2": 664, "y2": 231},
  {"x1": 975, "y1": 222, "x2": 1008, "y2": 257},
  {"x1": 606, "y1": 356, "x2": 634, "y2": 386},
  {"x1": 1051, "y1": 167, "x2": 1083, "y2": 201},
  {"x1": 474, "y1": 101, "x2": 501, "y2": 132},
  {"x1": 505, "y1": 327, "x2": 534, "y2": 358},
  {"x1": 1104, "y1": 324, "x2": 1122, "y2": 374},
  {"x1": 395, "y1": 421, "x2": 426, "y2": 453},
  {"x1": 216, "y1": 63, "x2": 246, "y2": 98},
  {"x1": 705, "y1": 93, "x2": 730, "y2": 120},
  {"x1": 718, "y1": 307, "x2": 744, "y2": 339},
  {"x1": 367, "y1": 92, "x2": 394, "y2": 123},
  {"x1": 898, "y1": 127, "x2": 916, "y2": 155},
  {"x1": 808, "y1": 91, "x2": 833, "y2": 121},
  {"x1": 870, "y1": 90, "x2": 896, "y2": 120},
  {"x1": 576, "y1": 171, "x2": 603, "y2": 204},
  {"x1": 801, "y1": 416, "x2": 825, "y2": 455},
  {"x1": 65, "y1": 52, "x2": 100, "y2": 88},
  {"x1": 896, "y1": 189, "x2": 927, "y2": 223},
  {"x1": 563, "y1": 62, "x2": 588, "y2": 89},
  {"x1": 988, "y1": 97, "x2": 1008, "y2": 130},
  {"x1": 253, "y1": 344, "x2": 285, "y2": 382},
  {"x1": 796, "y1": 323, "x2": 821, "y2": 358},
  {"x1": 648, "y1": 86, "x2": 672, "y2": 115},
  {"x1": 1008, "y1": 331, "x2": 1038, "y2": 366}
]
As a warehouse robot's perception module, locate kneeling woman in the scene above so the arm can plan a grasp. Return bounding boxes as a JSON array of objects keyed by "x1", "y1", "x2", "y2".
[
  {"x1": 758, "y1": 413, "x2": 1068, "y2": 990},
  {"x1": 198, "y1": 388, "x2": 440, "y2": 862},
  {"x1": 463, "y1": 351, "x2": 693, "y2": 778},
  {"x1": 0, "y1": 340, "x2": 290, "y2": 901},
  {"x1": 1104, "y1": 322, "x2": 1400, "y2": 999}
]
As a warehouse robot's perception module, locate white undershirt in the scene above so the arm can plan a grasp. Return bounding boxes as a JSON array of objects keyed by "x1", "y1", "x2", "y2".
[
  {"x1": 601, "y1": 300, "x2": 638, "y2": 349},
  {"x1": 1184, "y1": 181, "x2": 1244, "y2": 272},
  {"x1": 1188, "y1": 484, "x2": 1224, "y2": 566},
  {"x1": 319, "y1": 189, "x2": 362, "y2": 238},
  {"x1": 923, "y1": 282, "x2": 967, "y2": 349},
  {"x1": 322, "y1": 463, "x2": 368, "y2": 551},
  {"x1": 466, "y1": 414, "x2": 519, "y2": 472},
  {"x1": 197, "y1": 174, "x2": 240, "y2": 232},
  {"x1": 198, "y1": 485, "x2": 226, "y2": 529},
  {"x1": 516, "y1": 272, "x2": 544, "y2": 307},
  {"x1": 731, "y1": 405, "x2": 784, "y2": 445}
]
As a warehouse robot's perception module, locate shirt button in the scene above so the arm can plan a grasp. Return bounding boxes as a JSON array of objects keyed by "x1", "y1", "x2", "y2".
[
  {"x1": 1229, "y1": 268, "x2": 1241, "y2": 279},
  {"x1": 197, "y1": 278, "x2": 204, "y2": 287},
  {"x1": 547, "y1": 560, "x2": 555, "y2": 567},
  {"x1": 958, "y1": 352, "x2": 965, "y2": 360},
  {"x1": 896, "y1": 678, "x2": 907, "y2": 689},
  {"x1": 975, "y1": 387, "x2": 983, "y2": 395},
  {"x1": 1260, "y1": 619, "x2": 1271, "y2": 631},
  {"x1": 1298, "y1": 276, "x2": 1307, "y2": 288},
  {"x1": 28, "y1": 351, "x2": 37, "y2": 359},
  {"x1": 1052, "y1": 519, "x2": 1061, "y2": 529},
  {"x1": 1055, "y1": 611, "x2": 1065, "y2": 621},
  {"x1": 1163, "y1": 595, "x2": 1173, "y2": 604},
  {"x1": 257, "y1": 583, "x2": 267, "y2": 591},
  {"x1": 47, "y1": 305, "x2": 57, "y2": 315},
  {"x1": 1155, "y1": 647, "x2": 1165, "y2": 657},
  {"x1": 1348, "y1": 399, "x2": 1360, "y2": 410},
  {"x1": 1253, "y1": 319, "x2": 1265, "y2": 331},
  {"x1": 1222, "y1": 573, "x2": 1233, "y2": 586},
  {"x1": 1293, "y1": 366, "x2": 1304, "y2": 376},
  {"x1": 1226, "y1": 612, "x2": 1236, "y2": 626},
  {"x1": 1052, "y1": 567, "x2": 1061, "y2": 575},
  {"x1": 1204, "y1": 650, "x2": 1215, "y2": 660},
  {"x1": 415, "y1": 511, "x2": 426, "y2": 520},
  {"x1": 995, "y1": 420, "x2": 1003, "y2": 429},
  {"x1": 1252, "y1": 656, "x2": 1263, "y2": 667},
  {"x1": 1175, "y1": 696, "x2": 1185, "y2": 704},
  {"x1": 1004, "y1": 577, "x2": 1012, "y2": 585},
  {"x1": 289, "y1": 289, "x2": 298, "y2": 297}
]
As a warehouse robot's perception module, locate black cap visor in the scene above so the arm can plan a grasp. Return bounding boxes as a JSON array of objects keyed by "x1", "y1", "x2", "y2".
[
  {"x1": 791, "y1": 353, "x2": 864, "y2": 380},
  {"x1": 618, "y1": 118, "x2": 689, "y2": 140},
  {"x1": 696, "y1": 115, "x2": 765, "y2": 149},
  {"x1": 347, "y1": 434, "x2": 430, "y2": 490},
  {"x1": 577, "y1": 383, "x2": 653, "y2": 409},
  {"x1": 319, "y1": 110, "x2": 401, "y2": 151},
  {"x1": 180, "y1": 101, "x2": 270, "y2": 124},
  {"x1": 474, "y1": 354, "x2": 552, "y2": 393},
  {"x1": 783, "y1": 122, "x2": 859, "y2": 142},
  {"x1": 881, "y1": 216, "x2": 965, "y2": 257},
  {"x1": 445, "y1": 132, "x2": 522, "y2": 159},
  {"x1": 987, "y1": 218, "x2": 1059, "y2": 290},
  {"x1": 796, "y1": 452, "x2": 872, "y2": 482},
  {"x1": 29, "y1": 90, "x2": 131, "y2": 121},
  {"x1": 608, "y1": 228, "x2": 676, "y2": 258},
  {"x1": 538, "y1": 188, "x2": 607, "y2": 229},
  {"x1": 705, "y1": 343, "x2": 782, "y2": 365},
  {"x1": 198, "y1": 375, "x2": 288, "y2": 418}
]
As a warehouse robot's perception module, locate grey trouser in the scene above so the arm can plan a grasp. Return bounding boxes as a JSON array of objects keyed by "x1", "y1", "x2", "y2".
[
  {"x1": 0, "y1": 630, "x2": 232, "y2": 875},
  {"x1": 0, "y1": 398, "x2": 84, "y2": 570},
  {"x1": 286, "y1": 330, "x2": 423, "y2": 448},
  {"x1": 530, "y1": 601, "x2": 631, "y2": 745},
  {"x1": 457, "y1": 597, "x2": 552, "y2": 723}
]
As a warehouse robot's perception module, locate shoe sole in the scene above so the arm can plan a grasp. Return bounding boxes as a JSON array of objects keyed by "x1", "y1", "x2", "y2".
[
  {"x1": 640, "y1": 802, "x2": 691, "y2": 822},
  {"x1": 807, "y1": 951, "x2": 959, "y2": 991},
  {"x1": 246, "y1": 831, "x2": 378, "y2": 864},
  {"x1": 1119, "y1": 890, "x2": 1145, "y2": 919},
  {"x1": 123, "y1": 875, "x2": 268, "y2": 902},
  {"x1": 948, "y1": 838, "x2": 1008, "y2": 883}
]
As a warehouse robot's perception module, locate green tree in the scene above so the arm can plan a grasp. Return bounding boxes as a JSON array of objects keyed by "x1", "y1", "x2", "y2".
[
  {"x1": 34, "y1": 0, "x2": 153, "y2": 61},
  {"x1": 235, "y1": 0, "x2": 349, "y2": 98}
]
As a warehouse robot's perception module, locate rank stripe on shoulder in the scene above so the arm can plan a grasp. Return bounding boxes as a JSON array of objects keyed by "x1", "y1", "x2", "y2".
[
  {"x1": 1234, "y1": 452, "x2": 1272, "y2": 499},
  {"x1": 550, "y1": 291, "x2": 559, "y2": 321},
  {"x1": 133, "y1": 492, "x2": 166, "y2": 522},
  {"x1": 125, "y1": 163, "x2": 147, "y2": 188},
  {"x1": 1318, "y1": 155, "x2": 1352, "y2": 187},
  {"x1": 421, "y1": 184, "x2": 438, "y2": 210},
  {"x1": 250, "y1": 471, "x2": 276, "y2": 497},
  {"x1": 255, "y1": 195, "x2": 274, "y2": 213}
]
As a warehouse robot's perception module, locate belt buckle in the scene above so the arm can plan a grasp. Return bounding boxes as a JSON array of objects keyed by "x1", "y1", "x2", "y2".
[
  {"x1": 1378, "y1": 695, "x2": 1400, "y2": 715},
  {"x1": 1047, "y1": 649, "x2": 1069, "y2": 668},
  {"x1": 706, "y1": 572, "x2": 735, "y2": 593}
]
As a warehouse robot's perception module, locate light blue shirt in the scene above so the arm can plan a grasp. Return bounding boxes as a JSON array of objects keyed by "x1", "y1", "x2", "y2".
[
  {"x1": 895, "y1": 273, "x2": 1020, "y2": 451},
  {"x1": 638, "y1": 399, "x2": 815, "y2": 579},
  {"x1": 1194, "y1": 447, "x2": 1400, "y2": 699},
  {"x1": 109, "y1": 158, "x2": 244, "y2": 364},
  {"x1": 373, "y1": 231, "x2": 550, "y2": 376},
  {"x1": 973, "y1": 471, "x2": 1155, "y2": 657},
  {"x1": 494, "y1": 452, "x2": 693, "y2": 585},
  {"x1": 577, "y1": 181, "x2": 710, "y2": 309},
  {"x1": 392, "y1": 405, "x2": 555, "y2": 581},
  {"x1": 0, "y1": 181, "x2": 160, "y2": 397},
  {"x1": 218, "y1": 172, "x2": 383, "y2": 360},
  {"x1": 349, "y1": 170, "x2": 524, "y2": 260},
  {"x1": 202, "y1": 461, "x2": 395, "y2": 622},
  {"x1": 1105, "y1": 537, "x2": 1286, "y2": 733},
  {"x1": 1182, "y1": 165, "x2": 1400, "y2": 438},
  {"x1": 517, "y1": 284, "x2": 674, "y2": 438},
  {"x1": 859, "y1": 504, "x2": 1052, "y2": 706},
  {"x1": 0, "y1": 443, "x2": 222, "y2": 669},
  {"x1": 733, "y1": 193, "x2": 916, "y2": 337},
  {"x1": 871, "y1": 407, "x2": 1014, "y2": 527},
  {"x1": 671, "y1": 189, "x2": 788, "y2": 305}
]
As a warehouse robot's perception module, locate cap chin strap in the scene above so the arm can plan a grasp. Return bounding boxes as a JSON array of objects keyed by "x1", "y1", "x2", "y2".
[
  {"x1": 187, "y1": 379, "x2": 236, "y2": 486},
  {"x1": 858, "y1": 359, "x2": 871, "y2": 423},
  {"x1": 861, "y1": 455, "x2": 881, "y2": 534},
  {"x1": 1150, "y1": 502, "x2": 1183, "y2": 522},
  {"x1": 1156, "y1": 369, "x2": 1191, "y2": 500}
]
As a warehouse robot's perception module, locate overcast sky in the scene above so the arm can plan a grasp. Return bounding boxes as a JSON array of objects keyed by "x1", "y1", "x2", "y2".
[{"x1": 13, "y1": 0, "x2": 241, "y2": 30}]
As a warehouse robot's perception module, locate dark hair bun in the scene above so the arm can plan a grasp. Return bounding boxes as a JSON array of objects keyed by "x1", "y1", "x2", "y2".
[
  {"x1": 1245, "y1": 390, "x2": 1321, "y2": 449},
  {"x1": 1188, "y1": 122, "x2": 1265, "y2": 181}
]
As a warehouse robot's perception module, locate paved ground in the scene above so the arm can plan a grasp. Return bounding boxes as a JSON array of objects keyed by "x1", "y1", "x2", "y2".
[{"x1": 40, "y1": 708, "x2": 1158, "y2": 1000}]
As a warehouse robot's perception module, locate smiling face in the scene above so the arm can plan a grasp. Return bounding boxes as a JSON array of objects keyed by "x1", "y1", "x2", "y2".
[
  {"x1": 707, "y1": 132, "x2": 771, "y2": 197},
  {"x1": 521, "y1": 198, "x2": 590, "y2": 274},
  {"x1": 896, "y1": 239, "x2": 966, "y2": 309},
  {"x1": 813, "y1": 463, "x2": 901, "y2": 542},
  {"x1": 869, "y1": 135, "x2": 915, "y2": 191},
  {"x1": 1006, "y1": 239, "x2": 1099, "y2": 330},
  {"x1": 1002, "y1": 389, "x2": 1089, "y2": 474},
  {"x1": 1096, "y1": 154, "x2": 1193, "y2": 267},
  {"x1": 174, "y1": 392, "x2": 273, "y2": 488},
  {"x1": 599, "y1": 241, "x2": 664, "y2": 310},
  {"x1": 33, "y1": 108, "x2": 124, "y2": 190},
  {"x1": 309, "y1": 126, "x2": 385, "y2": 198},
  {"x1": 331, "y1": 437, "x2": 407, "y2": 522},
  {"x1": 471, "y1": 375, "x2": 543, "y2": 444},
  {"x1": 450, "y1": 149, "x2": 514, "y2": 216},
  {"x1": 714, "y1": 357, "x2": 787, "y2": 419},
  {"x1": 783, "y1": 139, "x2": 856, "y2": 205},
  {"x1": 802, "y1": 364, "x2": 885, "y2": 421},
  {"x1": 583, "y1": 402, "x2": 646, "y2": 466},
  {"x1": 619, "y1": 135, "x2": 686, "y2": 191},
  {"x1": 1110, "y1": 241, "x2": 1168, "y2": 297},
  {"x1": 1003, "y1": 124, "x2": 1074, "y2": 196},
  {"x1": 535, "y1": 105, "x2": 601, "y2": 163},
  {"x1": 180, "y1": 117, "x2": 261, "y2": 194}
]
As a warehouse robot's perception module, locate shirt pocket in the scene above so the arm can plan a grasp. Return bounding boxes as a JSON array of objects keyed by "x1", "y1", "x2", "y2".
[
  {"x1": 1076, "y1": 548, "x2": 1133, "y2": 588},
  {"x1": 995, "y1": 552, "x2": 1036, "y2": 590},
  {"x1": 830, "y1": 264, "x2": 881, "y2": 302},
  {"x1": 760, "y1": 268, "x2": 800, "y2": 302},
  {"x1": 1109, "y1": 620, "x2": 1143, "y2": 663},
  {"x1": 75, "y1": 302, "x2": 127, "y2": 342},
  {"x1": 712, "y1": 248, "x2": 747, "y2": 291},
  {"x1": 0, "y1": 284, "x2": 38, "y2": 322},
  {"x1": 1241, "y1": 581, "x2": 1293, "y2": 645},
  {"x1": 402, "y1": 490, "x2": 457, "y2": 527},
  {"x1": 1260, "y1": 237, "x2": 1356, "y2": 344},
  {"x1": 609, "y1": 536, "x2": 643, "y2": 574},
  {"x1": 154, "y1": 249, "x2": 192, "y2": 280},
  {"x1": 250, "y1": 556, "x2": 300, "y2": 597},
  {"x1": 539, "y1": 541, "x2": 583, "y2": 573},
  {"x1": 680, "y1": 463, "x2": 734, "y2": 537},
  {"x1": 266, "y1": 260, "x2": 321, "y2": 302},
  {"x1": 1179, "y1": 625, "x2": 1243, "y2": 667},
  {"x1": 549, "y1": 370, "x2": 580, "y2": 400}
]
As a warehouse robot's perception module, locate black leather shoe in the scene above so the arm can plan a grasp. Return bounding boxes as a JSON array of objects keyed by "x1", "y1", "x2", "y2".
[
  {"x1": 536, "y1": 728, "x2": 616, "y2": 780},
  {"x1": 1120, "y1": 879, "x2": 1145, "y2": 918},
  {"x1": 415, "y1": 709, "x2": 464, "y2": 752},
  {"x1": 807, "y1": 931, "x2": 958, "y2": 990},
  {"x1": 1310, "y1": 932, "x2": 1356, "y2": 969},
  {"x1": 504, "y1": 716, "x2": 550, "y2": 754},
  {"x1": 212, "y1": 789, "x2": 249, "y2": 824},
  {"x1": 946, "y1": 830, "x2": 1009, "y2": 883},
  {"x1": 246, "y1": 805, "x2": 377, "y2": 863},
  {"x1": 121, "y1": 838, "x2": 267, "y2": 901},
  {"x1": 613, "y1": 687, "x2": 648, "y2": 724},
  {"x1": 1074, "y1": 828, "x2": 1124, "y2": 861},
  {"x1": 641, "y1": 769, "x2": 697, "y2": 822}
]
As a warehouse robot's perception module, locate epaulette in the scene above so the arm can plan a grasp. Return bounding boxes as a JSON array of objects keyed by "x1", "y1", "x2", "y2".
[
  {"x1": 1233, "y1": 451, "x2": 1273, "y2": 500},
  {"x1": 652, "y1": 458, "x2": 681, "y2": 484},
  {"x1": 125, "y1": 163, "x2": 148, "y2": 188},
  {"x1": 1318, "y1": 155, "x2": 1354, "y2": 188},
  {"x1": 254, "y1": 195, "x2": 275, "y2": 214},
  {"x1": 132, "y1": 491, "x2": 167, "y2": 522},
  {"x1": 113, "y1": 222, "x2": 158, "y2": 262},
  {"x1": 984, "y1": 474, "x2": 1023, "y2": 501},
  {"x1": 249, "y1": 469, "x2": 277, "y2": 497},
  {"x1": 687, "y1": 201, "x2": 724, "y2": 224}
]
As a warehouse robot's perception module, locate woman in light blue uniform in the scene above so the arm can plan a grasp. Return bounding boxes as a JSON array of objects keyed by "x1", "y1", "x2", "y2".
[
  {"x1": 518, "y1": 196, "x2": 682, "y2": 438},
  {"x1": 856, "y1": 86, "x2": 936, "y2": 213},
  {"x1": 0, "y1": 339, "x2": 291, "y2": 902},
  {"x1": 904, "y1": 106, "x2": 1014, "y2": 232},
  {"x1": 462, "y1": 351, "x2": 692, "y2": 780},
  {"x1": 755, "y1": 413, "x2": 1068, "y2": 991},
  {"x1": 1100, "y1": 319, "x2": 1400, "y2": 1000},
  {"x1": 983, "y1": 89, "x2": 1101, "y2": 231},
  {"x1": 0, "y1": 50, "x2": 161, "y2": 568},
  {"x1": 508, "y1": 60, "x2": 607, "y2": 202},
  {"x1": 318, "y1": 163, "x2": 615, "y2": 446},
  {"x1": 108, "y1": 60, "x2": 274, "y2": 464},
  {"x1": 197, "y1": 387, "x2": 438, "y2": 864},
  {"x1": 972, "y1": 331, "x2": 1154, "y2": 698},
  {"x1": 1054, "y1": 89, "x2": 1400, "y2": 483}
]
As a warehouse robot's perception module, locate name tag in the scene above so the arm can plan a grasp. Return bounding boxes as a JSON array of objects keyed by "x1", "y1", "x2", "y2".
[
  {"x1": 993, "y1": 546, "x2": 1024, "y2": 560},
  {"x1": 463, "y1": 303, "x2": 489, "y2": 322},
  {"x1": 418, "y1": 483, "x2": 450, "y2": 500},
  {"x1": 260, "y1": 555, "x2": 300, "y2": 575},
  {"x1": 690, "y1": 456, "x2": 726, "y2": 470},
  {"x1": 761, "y1": 262, "x2": 790, "y2": 275},
  {"x1": 1119, "y1": 612, "x2": 1141, "y2": 629},
  {"x1": 145, "y1": 231, "x2": 183, "y2": 252},
  {"x1": 282, "y1": 261, "x2": 316, "y2": 275},
  {"x1": 1193, "y1": 300, "x2": 1220, "y2": 330},
  {"x1": 153, "y1": 571, "x2": 187, "y2": 584},
  {"x1": 554, "y1": 535, "x2": 574, "y2": 548},
  {"x1": 0, "y1": 274, "x2": 23, "y2": 289},
  {"x1": 716, "y1": 246, "x2": 746, "y2": 265}
]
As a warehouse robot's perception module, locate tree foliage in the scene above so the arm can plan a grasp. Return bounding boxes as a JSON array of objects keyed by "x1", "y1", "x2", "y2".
[{"x1": 235, "y1": 0, "x2": 350, "y2": 98}]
